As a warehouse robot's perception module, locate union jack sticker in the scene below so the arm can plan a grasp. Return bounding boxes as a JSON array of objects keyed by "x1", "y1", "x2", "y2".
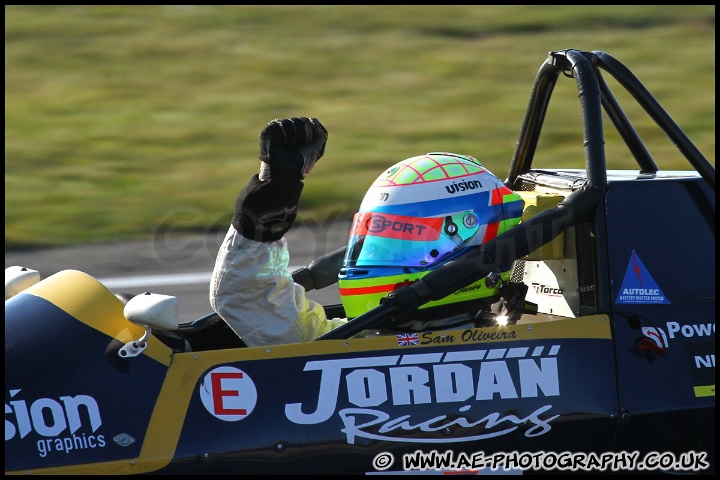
[{"x1": 396, "y1": 333, "x2": 419, "y2": 346}]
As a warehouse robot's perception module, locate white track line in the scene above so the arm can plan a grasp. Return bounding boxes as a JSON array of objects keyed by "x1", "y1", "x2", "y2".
[{"x1": 98, "y1": 266, "x2": 304, "y2": 289}]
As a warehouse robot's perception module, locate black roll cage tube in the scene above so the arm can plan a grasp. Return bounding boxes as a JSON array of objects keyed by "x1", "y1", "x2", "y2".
[{"x1": 316, "y1": 49, "x2": 714, "y2": 340}]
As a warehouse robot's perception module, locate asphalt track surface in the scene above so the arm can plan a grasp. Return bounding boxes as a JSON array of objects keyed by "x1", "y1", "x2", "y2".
[{"x1": 5, "y1": 219, "x2": 352, "y2": 324}]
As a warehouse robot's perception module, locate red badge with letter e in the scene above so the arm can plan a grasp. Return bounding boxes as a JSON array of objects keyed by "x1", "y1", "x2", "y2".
[{"x1": 200, "y1": 366, "x2": 258, "y2": 421}]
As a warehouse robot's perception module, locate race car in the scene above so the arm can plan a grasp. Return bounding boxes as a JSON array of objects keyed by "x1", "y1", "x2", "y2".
[{"x1": 5, "y1": 49, "x2": 715, "y2": 475}]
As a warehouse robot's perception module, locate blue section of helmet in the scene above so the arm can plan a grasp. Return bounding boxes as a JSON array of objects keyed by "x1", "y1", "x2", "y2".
[
  {"x1": 366, "y1": 191, "x2": 491, "y2": 217},
  {"x1": 502, "y1": 197, "x2": 525, "y2": 220},
  {"x1": 366, "y1": 192, "x2": 524, "y2": 226}
]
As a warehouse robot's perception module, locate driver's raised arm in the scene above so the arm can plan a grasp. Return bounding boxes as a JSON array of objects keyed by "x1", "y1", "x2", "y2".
[{"x1": 210, "y1": 117, "x2": 346, "y2": 347}]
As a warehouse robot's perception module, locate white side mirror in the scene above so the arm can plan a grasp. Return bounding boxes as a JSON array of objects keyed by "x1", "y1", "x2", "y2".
[
  {"x1": 5, "y1": 266, "x2": 41, "y2": 300},
  {"x1": 123, "y1": 292, "x2": 179, "y2": 331},
  {"x1": 120, "y1": 292, "x2": 179, "y2": 358}
]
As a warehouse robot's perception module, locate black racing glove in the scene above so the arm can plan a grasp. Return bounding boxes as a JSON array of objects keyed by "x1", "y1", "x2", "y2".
[
  {"x1": 258, "y1": 117, "x2": 328, "y2": 181},
  {"x1": 232, "y1": 174, "x2": 304, "y2": 242},
  {"x1": 232, "y1": 117, "x2": 328, "y2": 242}
]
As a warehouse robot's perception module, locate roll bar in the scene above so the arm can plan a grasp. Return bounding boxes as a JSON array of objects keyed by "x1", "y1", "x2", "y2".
[
  {"x1": 505, "y1": 49, "x2": 714, "y2": 189},
  {"x1": 317, "y1": 49, "x2": 714, "y2": 340}
]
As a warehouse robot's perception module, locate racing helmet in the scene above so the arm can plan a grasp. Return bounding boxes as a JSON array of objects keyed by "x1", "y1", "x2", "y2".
[{"x1": 338, "y1": 152, "x2": 525, "y2": 322}]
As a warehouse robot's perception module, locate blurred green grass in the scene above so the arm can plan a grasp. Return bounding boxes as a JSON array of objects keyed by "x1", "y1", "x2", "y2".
[{"x1": 5, "y1": 5, "x2": 715, "y2": 247}]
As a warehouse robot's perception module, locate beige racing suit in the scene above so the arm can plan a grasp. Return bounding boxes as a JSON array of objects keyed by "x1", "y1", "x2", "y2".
[{"x1": 210, "y1": 225, "x2": 347, "y2": 347}]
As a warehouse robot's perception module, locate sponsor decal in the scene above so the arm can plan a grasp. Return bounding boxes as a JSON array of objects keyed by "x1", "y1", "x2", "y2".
[
  {"x1": 285, "y1": 346, "x2": 561, "y2": 444},
  {"x1": 112, "y1": 433, "x2": 135, "y2": 447},
  {"x1": 200, "y1": 366, "x2": 258, "y2": 422},
  {"x1": 686, "y1": 341, "x2": 715, "y2": 397},
  {"x1": 445, "y1": 179, "x2": 483, "y2": 195},
  {"x1": 641, "y1": 323, "x2": 715, "y2": 398},
  {"x1": 454, "y1": 282, "x2": 484, "y2": 295},
  {"x1": 616, "y1": 251, "x2": 669, "y2": 304},
  {"x1": 532, "y1": 283, "x2": 564, "y2": 297},
  {"x1": 352, "y1": 212, "x2": 443, "y2": 241},
  {"x1": 5, "y1": 389, "x2": 106, "y2": 458},
  {"x1": 642, "y1": 327, "x2": 668, "y2": 348},
  {"x1": 666, "y1": 321, "x2": 715, "y2": 340},
  {"x1": 258, "y1": 207, "x2": 297, "y2": 234},
  {"x1": 396, "y1": 333, "x2": 419, "y2": 346},
  {"x1": 642, "y1": 321, "x2": 715, "y2": 348},
  {"x1": 258, "y1": 206, "x2": 296, "y2": 223}
]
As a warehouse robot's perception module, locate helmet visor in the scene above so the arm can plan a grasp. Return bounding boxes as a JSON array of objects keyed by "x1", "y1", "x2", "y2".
[{"x1": 344, "y1": 211, "x2": 480, "y2": 268}]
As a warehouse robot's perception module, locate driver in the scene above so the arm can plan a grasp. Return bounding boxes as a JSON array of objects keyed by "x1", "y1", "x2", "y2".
[{"x1": 210, "y1": 117, "x2": 525, "y2": 347}]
